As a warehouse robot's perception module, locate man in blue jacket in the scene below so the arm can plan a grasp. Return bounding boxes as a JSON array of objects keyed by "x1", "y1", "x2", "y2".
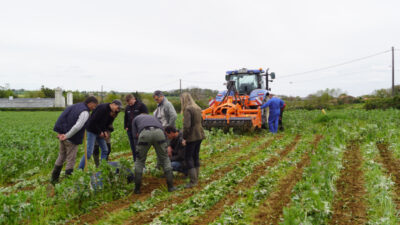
[
  {"x1": 51, "y1": 96, "x2": 98, "y2": 184},
  {"x1": 260, "y1": 93, "x2": 285, "y2": 133}
]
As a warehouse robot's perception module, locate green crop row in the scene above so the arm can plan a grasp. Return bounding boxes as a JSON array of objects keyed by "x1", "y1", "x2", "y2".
[{"x1": 210, "y1": 133, "x2": 314, "y2": 224}]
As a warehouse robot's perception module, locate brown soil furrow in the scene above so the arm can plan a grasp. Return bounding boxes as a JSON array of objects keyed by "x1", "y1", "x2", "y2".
[
  {"x1": 123, "y1": 135, "x2": 284, "y2": 225},
  {"x1": 69, "y1": 135, "x2": 267, "y2": 224},
  {"x1": 110, "y1": 152, "x2": 133, "y2": 161},
  {"x1": 191, "y1": 134, "x2": 302, "y2": 225},
  {"x1": 376, "y1": 142, "x2": 400, "y2": 208},
  {"x1": 329, "y1": 141, "x2": 367, "y2": 225},
  {"x1": 252, "y1": 135, "x2": 321, "y2": 225}
]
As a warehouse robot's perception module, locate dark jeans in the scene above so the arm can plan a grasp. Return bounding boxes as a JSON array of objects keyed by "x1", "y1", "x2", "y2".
[
  {"x1": 127, "y1": 130, "x2": 137, "y2": 161},
  {"x1": 185, "y1": 140, "x2": 202, "y2": 169},
  {"x1": 93, "y1": 143, "x2": 111, "y2": 167}
]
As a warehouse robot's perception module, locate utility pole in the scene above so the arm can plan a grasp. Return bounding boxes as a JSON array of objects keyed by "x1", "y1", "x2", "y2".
[
  {"x1": 180, "y1": 79, "x2": 182, "y2": 94},
  {"x1": 392, "y1": 46, "x2": 395, "y2": 96},
  {"x1": 101, "y1": 85, "x2": 104, "y2": 103}
]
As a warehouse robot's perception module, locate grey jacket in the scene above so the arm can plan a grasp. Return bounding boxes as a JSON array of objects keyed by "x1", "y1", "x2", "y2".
[
  {"x1": 131, "y1": 114, "x2": 164, "y2": 142},
  {"x1": 154, "y1": 97, "x2": 177, "y2": 128}
]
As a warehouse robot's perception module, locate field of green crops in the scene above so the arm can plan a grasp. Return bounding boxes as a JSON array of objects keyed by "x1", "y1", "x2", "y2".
[{"x1": 1, "y1": 109, "x2": 400, "y2": 224}]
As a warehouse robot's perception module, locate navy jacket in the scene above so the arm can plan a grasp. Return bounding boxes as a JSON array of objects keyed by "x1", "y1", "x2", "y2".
[
  {"x1": 53, "y1": 102, "x2": 90, "y2": 145},
  {"x1": 86, "y1": 103, "x2": 114, "y2": 135}
]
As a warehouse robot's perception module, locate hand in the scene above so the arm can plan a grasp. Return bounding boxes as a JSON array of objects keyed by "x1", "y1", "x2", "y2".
[
  {"x1": 104, "y1": 132, "x2": 110, "y2": 139},
  {"x1": 57, "y1": 134, "x2": 66, "y2": 141},
  {"x1": 167, "y1": 146, "x2": 173, "y2": 157},
  {"x1": 125, "y1": 128, "x2": 129, "y2": 131},
  {"x1": 182, "y1": 139, "x2": 186, "y2": 146},
  {"x1": 59, "y1": 134, "x2": 67, "y2": 141},
  {"x1": 100, "y1": 132, "x2": 105, "y2": 138}
]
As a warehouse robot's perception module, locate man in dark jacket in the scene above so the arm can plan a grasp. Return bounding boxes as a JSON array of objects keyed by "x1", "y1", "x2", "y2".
[
  {"x1": 165, "y1": 126, "x2": 187, "y2": 175},
  {"x1": 51, "y1": 96, "x2": 98, "y2": 184},
  {"x1": 92, "y1": 111, "x2": 119, "y2": 167},
  {"x1": 132, "y1": 114, "x2": 176, "y2": 193},
  {"x1": 124, "y1": 94, "x2": 148, "y2": 161},
  {"x1": 78, "y1": 100, "x2": 123, "y2": 170}
]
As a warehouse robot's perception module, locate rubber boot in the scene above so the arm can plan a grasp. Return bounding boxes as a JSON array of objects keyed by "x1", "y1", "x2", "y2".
[
  {"x1": 106, "y1": 143, "x2": 111, "y2": 160},
  {"x1": 65, "y1": 169, "x2": 73, "y2": 177},
  {"x1": 185, "y1": 168, "x2": 198, "y2": 188},
  {"x1": 134, "y1": 171, "x2": 142, "y2": 194},
  {"x1": 195, "y1": 167, "x2": 200, "y2": 179},
  {"x1": 51, "y1": 165, "x2": 63, "y2": 185},
  {"x1": 165, "y1": 170, "x2": 177, "y2": 192}
]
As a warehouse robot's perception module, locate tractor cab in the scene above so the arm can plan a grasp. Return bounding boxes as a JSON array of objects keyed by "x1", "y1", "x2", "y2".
[{"x1": 225, "y1": 68, "x2": 264, "y2": 95}]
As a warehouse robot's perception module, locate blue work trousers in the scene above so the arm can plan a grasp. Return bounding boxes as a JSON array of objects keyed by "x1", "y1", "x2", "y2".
[
  {"x1": 268, "y1": 113, "x2": 280, "y2": 133},
  {"x1": 79, "y1": 131, "x2": 109, "y2": 169}
]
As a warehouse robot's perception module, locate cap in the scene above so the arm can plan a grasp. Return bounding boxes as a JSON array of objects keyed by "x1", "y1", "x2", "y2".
[{"x1": 112, "y1": 99, "x2": 124, "y2": 110}]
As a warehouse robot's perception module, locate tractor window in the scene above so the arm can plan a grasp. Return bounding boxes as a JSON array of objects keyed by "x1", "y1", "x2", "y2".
[{"x1": 229, "y1": 74, "x2": 259, "y2": 94}]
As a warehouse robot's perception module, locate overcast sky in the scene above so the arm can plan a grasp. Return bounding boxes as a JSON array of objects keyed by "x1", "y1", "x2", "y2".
[{"x1": 1, "y1": 0, "x2": 399, "y2": 97}]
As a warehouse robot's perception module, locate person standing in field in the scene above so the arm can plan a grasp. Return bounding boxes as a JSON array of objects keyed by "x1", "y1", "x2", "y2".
[
  {"x1": 51, "y1": 96, "x2": 98, "y2": 184},
  {"x1": 92, "y1": 110, "x2": 119, "y2": 167},
  {"x1": 131, "y1": 114, "x2": 177, "y2": 194},
  {"x1": 180, "y1": 92, "x2": 205, "y2": 188},
  {"x1": 78, "y1": 100, "x2": 123, "y2": 170},
  {"x1": 124, "y1": 94, "x2": 148, "y2": 162},
  {"x1": 260, "y1": 93, "x2": 285, "y2": 133},
  {"x1": 153, "y1": 90, "x2": 177, "y2": 128}
]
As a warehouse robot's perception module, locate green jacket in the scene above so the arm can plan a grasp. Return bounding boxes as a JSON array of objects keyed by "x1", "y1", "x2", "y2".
[{"x1": 183, "y1": 105, "x2": 205, "y2": 142}]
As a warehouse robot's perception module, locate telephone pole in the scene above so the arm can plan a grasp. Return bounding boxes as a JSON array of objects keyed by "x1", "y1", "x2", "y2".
[
  {"x1": 180, "y1": 79, "x2": 182, "y2": 94},
  {"x1": 101, "y1": 85, "x2": 104, "y2": 103},
  {"x1": 392, "y1": 46, "x2": 395, "y2": 96}
]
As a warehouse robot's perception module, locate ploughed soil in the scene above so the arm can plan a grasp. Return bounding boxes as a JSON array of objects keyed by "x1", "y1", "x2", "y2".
[
  {"x1": 252, "y1": 135, "x2": 321, "y2": 225},
  {"x1": 377, "y1": 142, "x2": 400, "y2": 209},
  {"x1": 69, "y1": 135, "x2": 268, "y2": 224},
  {"x1": 123, "y1": 135, "x2": 283, "y2": 225},
  {"x1": 329, "y1": 141, "x2": 367, "y2": 225},
  {"x1": 191, "y1": 135, "x2": 302, "y2": 225}
]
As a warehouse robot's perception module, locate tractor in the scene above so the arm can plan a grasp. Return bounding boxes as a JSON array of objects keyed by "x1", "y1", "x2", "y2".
[{"x1": 202, "y1": 68, "x2": 276, "y2": 131}]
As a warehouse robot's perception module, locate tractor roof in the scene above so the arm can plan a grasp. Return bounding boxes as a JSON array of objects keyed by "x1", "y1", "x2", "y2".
[{"x1": 226, "y1": 68, "x2": 264, "y2": 75}]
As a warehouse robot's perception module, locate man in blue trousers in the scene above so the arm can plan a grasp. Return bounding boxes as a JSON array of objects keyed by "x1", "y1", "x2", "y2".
[
  {"x1": 78, "y1": 100, "x2": 123, "y2": 170},
  {"x1": 260, "y1": 93, "x2": 285, "y2": 133}
]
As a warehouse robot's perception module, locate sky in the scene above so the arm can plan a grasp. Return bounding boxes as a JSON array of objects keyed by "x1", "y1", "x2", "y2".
[{"x1": 0, "y1": 0, "x2": 399, "y2": 97}]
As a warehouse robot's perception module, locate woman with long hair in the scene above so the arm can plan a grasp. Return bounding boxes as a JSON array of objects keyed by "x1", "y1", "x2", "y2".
[{"x1": 180, "y1": 92, "x2": 205, "y2": 188}]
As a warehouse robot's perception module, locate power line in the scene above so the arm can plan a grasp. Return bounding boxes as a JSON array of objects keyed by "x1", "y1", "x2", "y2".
[{"x1": 280, "y1": 49, "x2": 391, "y2": 79}]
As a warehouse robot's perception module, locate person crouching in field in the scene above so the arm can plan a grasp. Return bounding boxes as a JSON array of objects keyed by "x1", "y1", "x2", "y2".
[
  {"x1": 180, "y1": 92, "x2": 205, "y2": 188},
  {"x1": 165, "y1": 126, "x2": 187, "y2": 176},
  {"x1": 51, "y1": 96, "x2": 98, "y2": 184},
  {"x1": 78, "y1": 100, "x2": 123, "y2": 170}
]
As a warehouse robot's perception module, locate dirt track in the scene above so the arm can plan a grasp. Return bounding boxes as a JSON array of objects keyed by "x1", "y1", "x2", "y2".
[
  {"x1": 252, "y1": 135, "x2": 321, "y2": 225},
  {"x1": 377, "y1": 142, "x2": 400, "y2": 209},
  {"x1": 330, "y1": 141, "x2": 367, "y2": 225}
]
